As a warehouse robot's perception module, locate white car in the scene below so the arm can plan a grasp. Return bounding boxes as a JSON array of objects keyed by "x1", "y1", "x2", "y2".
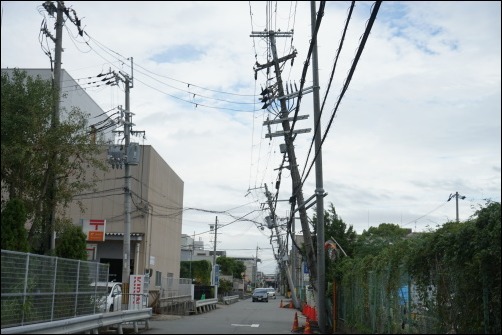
[
  {"x1": 265, "y1": 287, "x2": 277, "y2": 299},
  {"x1": 91, "y1": 281, "x2": 122, "y2": 312}
]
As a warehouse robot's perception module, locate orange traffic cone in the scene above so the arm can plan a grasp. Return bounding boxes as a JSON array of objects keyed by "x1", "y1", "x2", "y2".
[
  {"x1": 303, "y1": 318, "x2": 312, "y2": 334},
  {"x1": 292, "y1": 312, "x2": 299, "y2": 332}
]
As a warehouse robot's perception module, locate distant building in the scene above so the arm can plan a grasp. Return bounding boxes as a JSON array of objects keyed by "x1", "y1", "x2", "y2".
[
  {"x1": 180, "y1": 234, "x2": 226, "y2": 264},
  {"x1": 232, "y1": 256, "x2": 261, "y2": 289}
]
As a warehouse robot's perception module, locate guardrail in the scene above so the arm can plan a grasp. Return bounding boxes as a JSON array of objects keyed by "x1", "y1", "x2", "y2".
[
  {"x1": 0, "y1": 308, "x2": 152, "y2": 334},
  {"x1": 222, "y1": 295, "x2": 239, "y2": 305},
  {"x1": 193, "y1": 298, "x2": 218, "y2": 314}
]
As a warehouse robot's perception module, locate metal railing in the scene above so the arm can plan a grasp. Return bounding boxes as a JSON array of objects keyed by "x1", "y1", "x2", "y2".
[
  {"x1": 222, "y1": 295, "x2": 239, "y2": 305},
  {"x1": 0, "y1": 308, "x2": 152, "y2": 334},
  {"x1": 159, "y1": 277, "x2": 191, "y2": 298},
  {"x1": 194, "y1": 298, "x2": 218, "y2": 314}
]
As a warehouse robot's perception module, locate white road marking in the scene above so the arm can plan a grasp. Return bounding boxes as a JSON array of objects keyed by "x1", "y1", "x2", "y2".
[{"x1": 231, "y1": 324, "x2": 260, "y2": 327}]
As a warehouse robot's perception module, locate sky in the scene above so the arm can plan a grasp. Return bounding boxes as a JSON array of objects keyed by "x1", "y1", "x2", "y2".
[{"x1": 1, "y1": 1, "x2": 501, "y2": 275}]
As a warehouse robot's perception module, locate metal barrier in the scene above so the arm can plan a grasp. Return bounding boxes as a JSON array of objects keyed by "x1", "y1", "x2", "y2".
[
  {"x1": 193, "y1": 298, "x2": 218, "y2": 314},
  {"x1": 0, "y1": 308, "x2": 152, "y2": 334},
  {"x1": 222, "y1": 295, "x2": 239, "y2": 305}
]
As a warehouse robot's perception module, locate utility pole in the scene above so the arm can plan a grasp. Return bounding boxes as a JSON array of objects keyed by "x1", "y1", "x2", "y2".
[
  {"x1": 41, "y1": 1, "x2": 64, "y2": 252},
  {"x1": 264, "y1": 184, "x2": 300, "y2": 309},
  {"x1": 254, "y1": 245, "x2": 259, "y2": 288},
  {"x1": 212, "y1": 217, "x2": 218, "y2": 266},
  {"x1": 42, "y1": 1, "x2": 85, "y2": 253},
  {"x1": 211, "y1": 217, "x2": 219, "y2": 298},
  {"x1": 251, "y1": 29, "x2": 318, "y2": 291},
  {"x1": 311, "y1": 2, "x2": 326, "y2": 332},
  {"x1": 189, "y1": 231, "x2": 195, "y2": 283},
  {"x1": 49, "y1": 1, "x2": 64, "y2": 252},
  {"x1": 122, "y1": 75, "x2": 132, "y2": 288},
  {"x1": 107, "y1": 60, "x2": 143, "y2": 288},
  {"x1": 448, "y1": 192, "x2": 466, "y2": 222}
]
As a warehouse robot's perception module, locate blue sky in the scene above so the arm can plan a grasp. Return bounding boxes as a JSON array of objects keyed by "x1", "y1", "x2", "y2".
[{"x1": 2, "y1": 1, "x2": 500, "y2": 274}]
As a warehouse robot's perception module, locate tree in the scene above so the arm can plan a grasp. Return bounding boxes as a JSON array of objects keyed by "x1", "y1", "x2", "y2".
[
  {"x1": 308, "y1": 203, "x2": 358, "y2": 298},
  {"x1": 1, "y1": 69, "x2": 108, "y2": 255},
  {"x1": 216, "y1": 256, "x2": 246, "y2": 279},
  {"x1": 54, "y1": 219, "x2": 87, "y2": 260},
  {"x1": 322, "y1": 203, "x2": 357, "y2": 257},
  {"x1": 1, "y1": 198, "x2": 29, "y2": 252},
  {"x1": 354, "y1": 222, "x2": 411, "y2": 258},
  {"x1": 180, "y1": 260, "x2": 212, "y2": 285},
  {"x1": 218, "y1": 278, "x2": 233, "y2": 296}
]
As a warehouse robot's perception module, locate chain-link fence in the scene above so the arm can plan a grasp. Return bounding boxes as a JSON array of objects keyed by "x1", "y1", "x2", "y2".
[
  {"x1": 337, "y1": 265, "x2": 435, "y2": 334},
  {"x1": 336, "y1": 265, "x2": 498, "y2": 334},
  {"x1": 1, "y1": 249, "x2": 109, "y2": 329}
]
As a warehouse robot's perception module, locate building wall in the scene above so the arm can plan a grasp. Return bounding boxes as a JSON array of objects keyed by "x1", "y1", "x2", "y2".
[
  {"x1": 232, "y1": 257, "x2": 258, "y2": 287},
  {"x1": 64, "y1": 145, "x2": 183, "y2": 289},
  {"x1": 144, "y1": 145, "x2": 184, "y2": 282},
  {"x1": 1, "y1": 68, "x2": 116, "y2": 143}
]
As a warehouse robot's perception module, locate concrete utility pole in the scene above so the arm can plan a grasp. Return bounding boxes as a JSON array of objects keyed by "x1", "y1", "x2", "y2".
[
  {"x1": 106, "y1": 60, "x2": 143, "y2": 288},
  {"x1": 122, "y1": 75, "x2": 132, "y2": 287},
  {"x1": 212, "y1": 217, "x2": 219, "y2": 298},
  {"x1": 448, "y1": 192, "x2": 466, "y2": 222},
  {"x1": 310, "y1": 2, "x2": 326, "y2": 332},
  {"x1": 43, "y1": 0, "x2": 64, "y2": 252},
  {"x1": 189, "y1": 231, "x2": 195, "y2": 283},
  {"x1": 264, "y1": 184, "x2": 300, "y2": 308},
  {"x1": 254, "y1": 245, "x2": 259, "y2": 288},
  {"x1": 100, "y1": 57, "x2": 144, "y2": 290},
  {"x1": 250, "y1": 29, "x2": 318, "y2": 289}
]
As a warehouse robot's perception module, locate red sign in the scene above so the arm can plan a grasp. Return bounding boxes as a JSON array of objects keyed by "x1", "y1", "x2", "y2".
[{"x1": 81, "y1": 219, "x2": 106, "y2": 242}]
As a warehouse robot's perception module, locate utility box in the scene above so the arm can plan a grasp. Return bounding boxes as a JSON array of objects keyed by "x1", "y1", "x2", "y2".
[
  {"x1": 280, "y1": 143, "x2": 287, "y2": 154},
  {"x1": 265, "y1": 216, "x2": 275, "y2": 229},
  {"x1": 127, "y1": 143, "x2": 141, "y2": 165}
]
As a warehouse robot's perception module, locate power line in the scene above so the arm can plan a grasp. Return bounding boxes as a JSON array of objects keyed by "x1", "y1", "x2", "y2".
[
  {"x1": 300, "y1": 1, "x2": 382, "y2": 188},
  {"x1": 402, "y1": 200, "x2": 450, "y2": 227}
]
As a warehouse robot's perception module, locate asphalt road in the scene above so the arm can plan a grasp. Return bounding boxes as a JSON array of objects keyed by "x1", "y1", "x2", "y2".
[{"x1": 140, "y1": 296, "x2": 307, "y2": 334}]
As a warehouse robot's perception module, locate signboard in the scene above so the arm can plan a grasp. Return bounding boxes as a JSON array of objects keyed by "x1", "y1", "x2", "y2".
[
  {"x1": 212, "y1": 264, "x2": 220, "y2": 286},
  {"x1": 86, "y1": 244, "x2": 97, "y2": 261},
  {"x1": 129, "y1": 274, "x2": 148, "y2": 309},
  {"x1": 81, "y1": 219, "x2": 106, "y2": 242}
]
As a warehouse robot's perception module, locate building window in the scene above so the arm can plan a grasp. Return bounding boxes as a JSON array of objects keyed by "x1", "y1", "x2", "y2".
[{"x1": 155, "y1": 271, "x2": 162, "y2": 287}]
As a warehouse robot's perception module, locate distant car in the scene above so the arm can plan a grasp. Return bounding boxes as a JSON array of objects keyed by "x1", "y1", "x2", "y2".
[
  {"x1": 252, "y1": 288, "x2": 269, "y2": 302},
  {"x1": 265, "y1": 287, "x2": 277, "y2": 299},
  {"x1": 91, "y1": 281, "x2": 122, "y2": 312}
]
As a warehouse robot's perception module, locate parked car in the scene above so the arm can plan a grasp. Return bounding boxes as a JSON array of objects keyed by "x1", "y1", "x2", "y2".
[
  {"x1": 91, "y1": 281, "x2": 122, "y2": 312},
  {"x1": 252, "y1": 288, "x2": 269, "y2": 302},
  {"x1": 265, "y1": 287, "x2": 277, "y2": 299}
]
